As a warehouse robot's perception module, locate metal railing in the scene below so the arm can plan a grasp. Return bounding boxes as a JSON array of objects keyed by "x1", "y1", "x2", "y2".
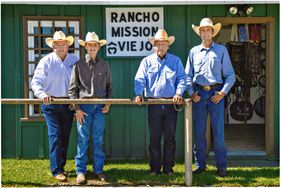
[{"x1": 1, "y1": 98, "x2": 193, "y2": 186}]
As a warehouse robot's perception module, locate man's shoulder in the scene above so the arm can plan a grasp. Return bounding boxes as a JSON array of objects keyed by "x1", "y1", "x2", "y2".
[
  {"x1": 167, "y1": 53, "x2": 180, "y2": 60},
  {"x1": 38, "y1": 52, "x2": 54, "y2": 64},
  {"x1": 144, "y1": 53, "x2": 155, "y2": 60},
  {"x1": 97, "y1": 57, "x2": 106, "y2": 63},
  {"x1": 213, "y1": 42, "x2": 227, "y2": 50},
  {"x1": 190, "y1": 44, "x2": 201, "y2": 52},
  {"x1": 140, "y1": 54, "x2": 155, "y2": 65},
  {"x1": 68, "y1": 53, "x2": 79, "y2": 59},
  {"x1": 74, "y1": 59, "x2": 84, "y2": 65}
]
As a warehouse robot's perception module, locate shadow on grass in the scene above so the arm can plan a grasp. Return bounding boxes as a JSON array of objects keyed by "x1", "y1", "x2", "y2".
[
  {"x1": 64, "y1": 168, "x2": 184, "y2": 186},
  {"x1": 105, "y1": 168, "x2": 184, "y2": 186},
  {"x1": 1, "y1": 180, "x2": 46, "y2": 187},
  {"x1": 193, "y1": 167, "x2": 279, "y2": 186}
]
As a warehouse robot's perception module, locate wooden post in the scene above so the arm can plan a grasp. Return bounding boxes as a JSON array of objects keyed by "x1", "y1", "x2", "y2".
[{"x1": 184, "y1": 99, "x2": 192, "y2": 186}]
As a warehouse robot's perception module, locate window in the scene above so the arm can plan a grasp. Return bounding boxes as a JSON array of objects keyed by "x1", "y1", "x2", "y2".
[{"x1": 23, "y1": 16, "x2": 82, "y2": 119}]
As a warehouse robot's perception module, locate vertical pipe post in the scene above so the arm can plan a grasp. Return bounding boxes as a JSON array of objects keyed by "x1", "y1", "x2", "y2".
[{"x1": 184, "y1": 100, "x2": 192, "y2": 186}]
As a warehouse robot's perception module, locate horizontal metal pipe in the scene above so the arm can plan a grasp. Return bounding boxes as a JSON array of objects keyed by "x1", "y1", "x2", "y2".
[{"x1": 1, "y1": 98, "x2": 191, "y2": 105}]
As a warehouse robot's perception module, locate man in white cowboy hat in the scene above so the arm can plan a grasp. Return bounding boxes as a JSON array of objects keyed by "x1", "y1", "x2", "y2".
[
  {"x1": 134, "y1": 29, "x2": 186, "y2": 176},
  {"x1": 31, "y1": 30, "x2": 78, "y2": 182},
  {"x1": 69, "y1": 32, "x2": 113, "y2": 184},
  {"x1": 185, "y1": 18, "x2": 235, "y2": 177}
]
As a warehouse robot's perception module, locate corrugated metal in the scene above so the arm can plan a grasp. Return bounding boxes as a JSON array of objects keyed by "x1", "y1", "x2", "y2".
[{"x1": 1, "y1": 4, "x2": 279, "y2": 159}]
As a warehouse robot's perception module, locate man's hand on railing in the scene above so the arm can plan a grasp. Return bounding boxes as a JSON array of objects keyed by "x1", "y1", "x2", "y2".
[
  {"x1": 133, "y1": 95, "x2": 144, "y2": 105},
  {"x1": 173, "y1": 94, "x2": 183, "y2": 105},
  {"x1": 102, "y1": 104, "x2": 111, "y2": 113},
  {"x1": 42, "y1": 95, "x2": 52, "y2": 105}
]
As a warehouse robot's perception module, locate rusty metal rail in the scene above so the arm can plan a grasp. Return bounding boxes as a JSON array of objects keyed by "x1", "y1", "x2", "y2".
[{"x1": 1, "y1": 98, "x2": 193, "y2": 186}]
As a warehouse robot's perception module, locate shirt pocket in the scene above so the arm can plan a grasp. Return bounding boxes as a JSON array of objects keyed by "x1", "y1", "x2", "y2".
[
  {"x1": 146, "y1": 66, "x2": 159, "y2": 86},
  {"x1": 164, "y1": 67, "x2": 176, "y2": 80},
  {"x1": 147, "y1": 66, "x2": 158, "y2": 75},
  {"x1": 210, "y1": 57, "x2": 221, "y2": 74}
]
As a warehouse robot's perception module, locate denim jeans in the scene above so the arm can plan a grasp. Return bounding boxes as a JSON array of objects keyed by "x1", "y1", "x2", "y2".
[
  {"x1": 192, "y1": 86, "x2": 227, "y2": 170},
  {"x1": 75, "y1": 104, "x2": 105, "y2": 175},
  {"x1": 41, "y1": 104, "x2": 74, "y2": 176},
  {"x1": 148, "y1": 104, "x2": 177, "y2": 173}
]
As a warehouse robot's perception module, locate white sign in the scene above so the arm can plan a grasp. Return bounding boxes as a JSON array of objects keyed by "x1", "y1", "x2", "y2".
[{"x1": 106, "y1": 7, "x2": 164, "y2": 57}]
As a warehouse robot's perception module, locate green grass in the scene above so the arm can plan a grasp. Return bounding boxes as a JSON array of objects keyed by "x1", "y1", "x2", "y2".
[{"x1": 1, "y1": 159, "x2": 280, "y2": 187}]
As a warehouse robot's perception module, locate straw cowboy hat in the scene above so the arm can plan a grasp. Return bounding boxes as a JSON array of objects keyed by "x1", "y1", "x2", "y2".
[
  {"x1": 149, "y1": 29, "x2": 175, "y2": 46},
  {"x1": 45, "y1": 31, "x2": 74, "y2": 48},
  {"x1": 78, "y1": 32, "x2": 107, "y2": 47},
  {"x1": 192, "y1": 18, "x2": 222, "y2": 37}
]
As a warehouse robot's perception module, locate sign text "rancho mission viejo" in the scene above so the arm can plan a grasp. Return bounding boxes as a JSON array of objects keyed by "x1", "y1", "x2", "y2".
[{"x1": 106, "y1": 8, "x2": 164, "y2": 57}]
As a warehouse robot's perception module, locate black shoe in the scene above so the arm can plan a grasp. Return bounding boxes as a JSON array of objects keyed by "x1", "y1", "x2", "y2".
[
  {"x1": 193, "y1": 167, "x2": 206, "y2": 174},
  {"x1": 163, "y1": 171, "x2": 174, "y2": 176},
  {"x1": 96, "y1": 173, "x2": 107, "y2": 181},
  {"x1": 149, "y1": 171, "x2": 160, "y2": 176},
  {"x1": 217, "y1": 168, "x2": 227, "y2": 177}
]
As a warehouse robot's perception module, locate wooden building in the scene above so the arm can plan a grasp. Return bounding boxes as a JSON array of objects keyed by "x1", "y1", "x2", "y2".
[{"x1": 1, "y1": 1, "x2": 279, "y2": 159}]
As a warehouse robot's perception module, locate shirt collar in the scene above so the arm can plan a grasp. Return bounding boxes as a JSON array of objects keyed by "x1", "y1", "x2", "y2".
[
  {"x1": 154, "y1": 52, "x2": 168, "y2": 63},
  {"x1": 86, "y1": 54, "x2": 99, "y2": 64},
  {"x1": 200, "y1": 42, "x2": 215, "y2": 51}
]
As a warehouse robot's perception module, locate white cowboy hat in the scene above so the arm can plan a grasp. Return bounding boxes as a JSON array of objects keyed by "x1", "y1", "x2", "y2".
[
  {"x1": 148, "y1": 29, "x2": 175, "y2": 46},
  {"x1": 192, "y1": 18, "x2": 222, "y2": 37},
  {"x1": 78, "y1": 32, "x2": 107, "y2": 47},
  {"x1": 45, "y1": 31, "x2": 74, "y2": 48}
]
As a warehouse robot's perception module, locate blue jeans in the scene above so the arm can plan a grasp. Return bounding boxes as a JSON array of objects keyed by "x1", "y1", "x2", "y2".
[
  {"x1": 148, "y1": 104, "x2": 177, "y2": 173},
  {"x1": 41, "y1": 104, "x2": 74, "y2": 176},
  {"x1": 192, "y1": 86, "x2": 227, "y2": 170},
  {"x1": 75, "y1": 104, "x2": 105, "y2": 175}
]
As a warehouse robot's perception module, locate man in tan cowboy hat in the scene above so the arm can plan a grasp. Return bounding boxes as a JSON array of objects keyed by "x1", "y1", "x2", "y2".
[
  {"x1": 69, "y1": 32, "x2": 113, "y2": 184},
  {"x1": 31, "y1": 30, "x2": 78, "y2": 182},
  {"x1": 185, "y1": 18, "x2": 235, "y2": 177},
  {"x1": 134, "y1": 29, "x2": 186, "y2": 176}
]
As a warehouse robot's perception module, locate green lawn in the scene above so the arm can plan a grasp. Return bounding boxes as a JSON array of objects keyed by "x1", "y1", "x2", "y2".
[{"x1": 1, "y1": 159, "x2": 279, "y2": 187}]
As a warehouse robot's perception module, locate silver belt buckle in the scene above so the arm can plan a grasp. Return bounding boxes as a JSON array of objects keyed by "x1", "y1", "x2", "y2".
[{"x1": 203, "y1": 85, "x2": 211, "y2": 91}]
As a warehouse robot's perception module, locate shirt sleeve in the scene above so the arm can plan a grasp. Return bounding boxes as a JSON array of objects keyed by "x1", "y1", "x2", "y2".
[
  {"x1": 134, "y1": 58, "x2": 147, "y2": 96},
  {"x1": 68, "y1": 63, "x2": 80, "y2": 111},
  {"x1": 185, "y1": 51, "x2": 195, "y2": 96},
  {"x1": 106, "y1": 63, "x2": 113, "y2": 98},
  {"x1": 175, "y1": 58, "x2": 187, "y2": 96},
  {"x1": 31, "y1": 58, "x2": 48, "y2": 99},
  {"x1": 221, "y1": 47, "x2": 236, "y2": 94}
]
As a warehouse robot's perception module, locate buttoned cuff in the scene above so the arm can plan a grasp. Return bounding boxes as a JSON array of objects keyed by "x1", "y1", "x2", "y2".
[
  {"x1": 176, "y1": 90, "x2": 183, "y2": 96},
  {"x1": 221, "y1": 88, "x2": 228, "y2": 95},
  {"x1": 38, "y1": 93, "x2": 48, "y2": 99},
  {"x1": 187, "y1": 88, "x2": 195, "y2": 97}
]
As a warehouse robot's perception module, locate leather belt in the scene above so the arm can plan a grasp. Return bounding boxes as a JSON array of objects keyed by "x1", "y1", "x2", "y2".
[
  {"x1": 51, "y1": 96, "x2": 69, "y2": 99},
  {"x1": 194, "y1": 83, "x2": 222, "y2": 92}
]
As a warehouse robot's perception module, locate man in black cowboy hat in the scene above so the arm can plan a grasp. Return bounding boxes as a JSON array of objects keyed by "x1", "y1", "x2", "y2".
[
  {"x1": 31, "y1": 31, "x2": 78, "y2": 182},
  {"x1": 185, "y1": 18, "x2": 235, "y2": 177},
  {"x1": 134, "y1": 29, "x2": 186, "y2": 176}
]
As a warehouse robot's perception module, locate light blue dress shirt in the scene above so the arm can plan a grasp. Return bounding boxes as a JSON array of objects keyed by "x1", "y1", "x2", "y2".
[
  {"x1": 31, "y1": 52, "x2": 78, "y2": 98},
  {"x1": 134, "y1": 52, "x2": 186, "y2": 98},
  {"x1": 185, "y1": 42, "x2": 235, "y2": 96}
]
